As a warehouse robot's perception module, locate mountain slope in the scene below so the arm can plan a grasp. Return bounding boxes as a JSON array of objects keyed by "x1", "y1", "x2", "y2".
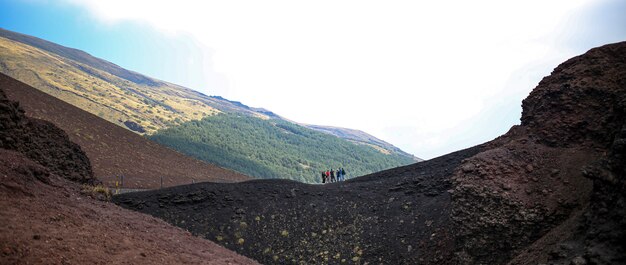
[
  {"x1": 1, "y1": 73, "x2": 250, "y2": 188},
  {"x1": 0, "y1": 154, "x2": 258, "y2": 265},
  {"x1": 0, "y1": 28, "x2": 414, "y2": 160},
  {"x1": 0, "y1": 27, "x2": 159, "y2": 86},
  {"x1": 303, "y1": 124, "x2": 421, "y2": 160},
  {"x1": 0, "y1": 32, "x2": 220, "y2": 134},
  {"x1": 149, "y1": 113, "x2": 416, "y2": 182},
  {"x1": 0, "y1": 28, "x2": 417, "y2": 182},
  {"x1": 0, "y1": 86, "x2": 258, "y2": 265},
  {"x1": 115, "y1": 42, "x2": 626, "y2": 264}
]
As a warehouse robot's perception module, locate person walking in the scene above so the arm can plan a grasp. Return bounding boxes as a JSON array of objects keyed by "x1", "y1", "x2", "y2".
[
  {"x1": 321, "y1": 171, "x2": 326, "y2": 184},
  {"x1": 330, "y1": 169, "x2": 336, "y2": 183},
  {"x1": 325, "y1": 170, "x2": 330, "y2": 183}
]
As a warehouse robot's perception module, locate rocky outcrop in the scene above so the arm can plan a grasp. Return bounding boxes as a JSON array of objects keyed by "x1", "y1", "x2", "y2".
[
  {"x1": 521, "y1": 42, "x2": 626, "y2": 148},
  {"x1": 0, "y1": 86, "x2": 94, "y2": 183},
  {"x1": 453, "y1": 42, "x2": 626, "y2": 264},
  {"x1": 567, "y1": 45, "x2": 626, "y2": 265}
]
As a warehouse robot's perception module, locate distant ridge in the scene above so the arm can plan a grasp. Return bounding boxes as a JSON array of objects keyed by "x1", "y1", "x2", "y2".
[
  {"x1": 303, "y1": 124, "x2": 422, "y2": 161},
  {"x1": 0, "y1": 27, "x2": 160, "y2": 86}
]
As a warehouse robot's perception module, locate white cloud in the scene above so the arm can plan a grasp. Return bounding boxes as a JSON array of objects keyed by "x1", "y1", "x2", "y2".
[{"x1": 64, "y1": 0, "x2": 621, "y2": 159}]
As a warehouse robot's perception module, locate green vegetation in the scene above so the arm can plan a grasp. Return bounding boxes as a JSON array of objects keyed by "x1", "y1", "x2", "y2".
[{"x1": 149, "y1": 114, "x2": 414, "y2": 182}]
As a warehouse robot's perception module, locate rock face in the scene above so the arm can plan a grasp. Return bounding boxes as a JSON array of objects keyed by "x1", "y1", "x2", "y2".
[
  {"x1": 0, "y1": 87, "x2": 94, "y2": 183},
  {"x1": 508, "y1": 42, "x2": 626, "y2": 265},
  {"x1": 114, "y1": 41, "x2": 626, "y2": 264},
  {"x1": 453, "y1": 42, "x2": 626, "y2": 264},
  {"x1": 521, "y1": 43, "x2": 626, "y2": 148}
]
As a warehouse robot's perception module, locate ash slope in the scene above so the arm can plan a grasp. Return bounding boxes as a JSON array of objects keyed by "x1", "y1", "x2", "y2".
[
  {"x1": 0, "y1": 150, "x2": 259, "y2": 265},
  {"x1": 1, "y1": 73, "x2": 250, "y2": 188},
  {"x1": 0, "y1": 85, "x2": 258, "y2": 264},
  {"x1": 114, "y1": 41, "x2": 626, "y2": 265},
  {"x1": 117, "y1": 145, "x2": 480, "y2": 265},
  {"x1": 0, "y1": 78, "x2": 93, "y2": 184}
]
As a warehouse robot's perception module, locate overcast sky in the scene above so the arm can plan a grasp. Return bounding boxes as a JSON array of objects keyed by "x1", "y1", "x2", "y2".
[{"x1": 2, "y1": 0, "x2": 625, "y2": 159}]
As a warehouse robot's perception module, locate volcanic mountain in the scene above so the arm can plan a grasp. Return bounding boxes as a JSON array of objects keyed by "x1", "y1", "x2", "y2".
[
  {"x1": 0, "y1": 28, "x2": 418, "y2": 183},
  {"x1": 115, "y1": 42, "x2": 626, "y2": 264},
  {"x1": 1, "y1": 73, "x2": 250, "y2": 188},
  {"x1": 0, "y1": 85, "x2": 257, "y2": 264}
]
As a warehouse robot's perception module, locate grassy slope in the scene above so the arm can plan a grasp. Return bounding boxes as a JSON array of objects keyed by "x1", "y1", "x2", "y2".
[
  {"x1": 149, "y1": 114, "x2": 415, "y2": 183},
  {"x1": 0, "y1": 36, "x2": 220, "y2": 133}
]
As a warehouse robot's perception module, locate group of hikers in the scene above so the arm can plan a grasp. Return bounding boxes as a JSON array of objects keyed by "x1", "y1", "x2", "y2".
[{"x1": 321, "y1": 168, "x2": 346, "y2": 183}]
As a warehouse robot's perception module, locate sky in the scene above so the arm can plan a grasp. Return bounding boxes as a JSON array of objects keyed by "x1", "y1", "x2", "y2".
[{"x1": 1, "y1": 0, "x2": 625, "y2": 159}]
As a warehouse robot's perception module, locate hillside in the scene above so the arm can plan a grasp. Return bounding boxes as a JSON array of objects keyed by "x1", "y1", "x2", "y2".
[
  {"x1": 303, "y1": 124, "x2": 421, "y2": 161},
  {"x1": 0, "y1": 150, "x2": 259, "y2": 265},
  {"x1": 0, "y1": 28, "x2": 415, "y2": 160},
  {"x1": 115, "y1": 42, "x2": 626, "y2": 264},
  {"x1": 0, "y1": 32, "x2": 220, "y2": 134},
  {"x1": 0, "y1": 85, "x2": 258, "y2": 265},
  {"x1": 149, "y1": 113, "x2": 416, "y2": 182},
  {"x1": 1, "y1": 73, "x2": 250, "y2": 189}
]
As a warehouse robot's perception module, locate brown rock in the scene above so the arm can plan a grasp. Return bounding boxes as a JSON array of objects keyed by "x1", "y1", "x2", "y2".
[
  {"x1": 525, "y1": 164, "x2": 534, "y2": 173},
  {"x1": 462, "y1": 163, "x2": 476, "y2": 173}
]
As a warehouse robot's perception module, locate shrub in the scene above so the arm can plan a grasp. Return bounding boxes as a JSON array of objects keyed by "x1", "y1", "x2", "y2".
[{"x1": 81, "y1": 184, "x2": 112, "y2": 201}]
